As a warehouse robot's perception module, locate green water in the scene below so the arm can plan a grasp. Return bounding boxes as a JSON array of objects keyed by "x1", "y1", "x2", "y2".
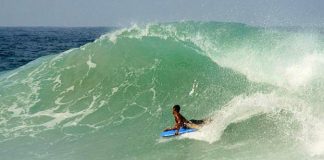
[{"x1": 0, "y1": 22, "x2": 324, "y2": 160}]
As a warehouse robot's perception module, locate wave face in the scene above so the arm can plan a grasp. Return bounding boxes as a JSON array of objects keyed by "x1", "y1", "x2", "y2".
[{"x1": 0, "y1": 22, "x2": 324, "y2": 160}]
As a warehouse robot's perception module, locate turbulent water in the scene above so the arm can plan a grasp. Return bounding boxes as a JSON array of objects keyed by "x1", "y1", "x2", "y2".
[{"x1": 0, "y1": 22, "x2": 324, "y2": 160}]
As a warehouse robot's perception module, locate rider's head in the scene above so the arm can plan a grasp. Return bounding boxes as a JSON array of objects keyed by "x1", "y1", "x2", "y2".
[{"x1": 173, "y1": 105, "x2": 180, "y2": 113}]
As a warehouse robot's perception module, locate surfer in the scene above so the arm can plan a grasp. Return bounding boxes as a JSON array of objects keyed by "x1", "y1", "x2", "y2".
[{"x1": 164, "y1": 105, "x2": 205, "y2": 135}]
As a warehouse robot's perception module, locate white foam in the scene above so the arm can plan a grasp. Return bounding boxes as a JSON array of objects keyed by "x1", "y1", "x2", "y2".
[
  {"x1": 52, "y1": 74, "x2": 62, "y2": 91},
  {"x1": 112, "y1": 87, "x2": 119, "y2": 94},
  {"x1": 296, "y1": 110, "x2": 324, "y2": 157},
  {"x1": 180, "y1": 91, "x2": 324, "y2": 157},
  {"x1": 102, "y1": 24, "x2": 324, "y2": 91},
  {"x1": 193, "y1": 34, "x2": 324, "y2": 90},
  {"x1": 304, "y1": 123, "x2": 324, "y2": 156},
  {"x1": 182, "y1": 93, "x2": 280, "y2": 143},
  {"x1": 102, "y1": 24, "x2": 143, "y2": 43},
  {"x1": 181, "y1": 92, "x2": 319, "y2": 147},
  {"x1": 86, "y1": 55, "x2": 97, "y2": 69},
  {"x1": 7, "y1": 103, "x2": 23, "y2": 117},
  {"x1": 189, "y1": 80, "x2": 198, "y2": 96},
  {"x1": 58, "y1": 85, "x2": 74, "y2": 96},
  {"x1": 54, "y1": 97, "x2": 65, "y2": 105},
  {"x1": 287, "y1": 53, "x2": 324, "y2": 86},
  {"x1": 42, "y1": 112, "x2": 72, "y2": 128}
]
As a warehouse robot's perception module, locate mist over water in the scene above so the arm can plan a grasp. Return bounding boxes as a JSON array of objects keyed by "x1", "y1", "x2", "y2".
[{"x1": 0, "y1": 22, "x2": 323, "y2": 160}]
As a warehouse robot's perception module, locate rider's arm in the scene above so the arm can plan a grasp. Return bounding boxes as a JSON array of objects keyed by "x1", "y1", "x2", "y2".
[{"x1": 174, "y1": 114, "x2": 182, "y2": 135}]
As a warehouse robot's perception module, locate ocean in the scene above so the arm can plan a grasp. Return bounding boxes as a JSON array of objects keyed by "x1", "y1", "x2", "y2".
[
  {"x1": 0, "y1": 27, "x2": 112, "y2": 72},
  {"x1": 0, "y1": 22, "x2": 323, "y2": 160}
]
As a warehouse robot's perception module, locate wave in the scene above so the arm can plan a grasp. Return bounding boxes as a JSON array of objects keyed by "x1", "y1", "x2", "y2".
[{"x1": 0, "y1": 21, "x2": 323, "y2": 160}]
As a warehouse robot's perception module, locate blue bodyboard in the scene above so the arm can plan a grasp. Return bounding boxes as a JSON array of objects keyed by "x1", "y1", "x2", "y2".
[{"x1": 160, "y1": 127, "x2": 197, "y2": 137}]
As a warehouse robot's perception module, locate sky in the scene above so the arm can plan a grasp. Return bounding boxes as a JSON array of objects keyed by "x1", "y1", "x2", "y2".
[{"x1": 0, "y1": 0, "x2": 323, "y2": 27}]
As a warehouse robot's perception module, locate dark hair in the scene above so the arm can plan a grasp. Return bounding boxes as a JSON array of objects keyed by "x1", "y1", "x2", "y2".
[{"x1": 173, "y1": 105, "x2": 180, "y2": 112}]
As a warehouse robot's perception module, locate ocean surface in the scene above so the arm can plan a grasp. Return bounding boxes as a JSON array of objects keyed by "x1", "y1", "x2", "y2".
[
  {"x1": 0, "y1": 27, "x2": 112, "y2": 72},
  {"x1": 0, "y1": 22, "x2": 323, "y2": 160}
]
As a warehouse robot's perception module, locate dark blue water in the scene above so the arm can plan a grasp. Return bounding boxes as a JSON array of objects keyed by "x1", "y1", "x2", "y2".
[{"x1": 0, "y1": 27, "x2": 114, "y2": 72}]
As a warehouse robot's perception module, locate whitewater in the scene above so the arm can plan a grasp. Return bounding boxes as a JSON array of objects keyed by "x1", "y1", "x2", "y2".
[{"x1": 0, "y1": 22, "x2": 324, "y2": 160}]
